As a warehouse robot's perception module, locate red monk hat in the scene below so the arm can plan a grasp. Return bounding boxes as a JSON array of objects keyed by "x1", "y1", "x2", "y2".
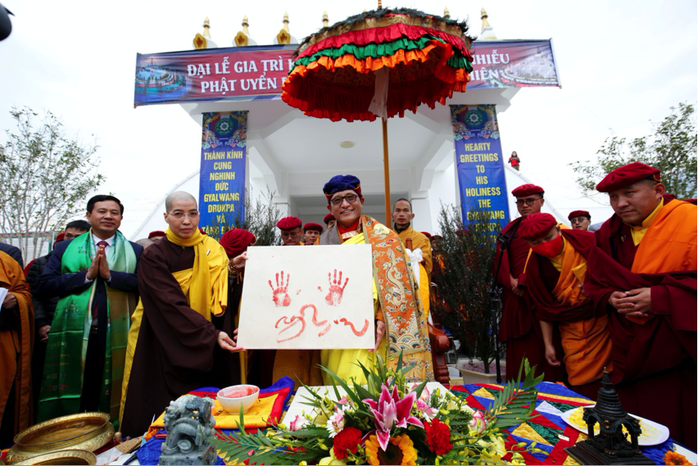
[
  {"x1": 596, "y1": 162, "x2": 661, "y2": 192},
  {"x1": 512, "y1": 183, "x2": 544, "y2": 197},
  {"x1": 421, "y1": 231, "x2": 432, "y2": 240},
  {"x1": 276, "y1": 216, "x2": 302, "y2": 230},
  {"x1": 568, "y1": 210, "x2": 591, "y2": 220},
  {"x1": 303, "y1": 222, "x2": 323, "y2": 233},
  {"x1": 55, "y1": 232, "x2": 66, "y2": 243},
  {"x1": 518, "y1": 212, "x2": 557, "y2": 241},
  {"x1": 219, "y1": 228, "x2": 256, "y2": 259},
  {"x1": 323, "y1": 213, "x2": 335, "y2": 225},
  {"x1": 148, "y1": 230, "x2": 166, "y2": 239}
]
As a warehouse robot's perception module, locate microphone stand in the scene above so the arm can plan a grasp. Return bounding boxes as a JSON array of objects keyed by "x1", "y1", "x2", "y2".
[{"x1": 491, "y1": 232, "x2": 509, "y2": 384}]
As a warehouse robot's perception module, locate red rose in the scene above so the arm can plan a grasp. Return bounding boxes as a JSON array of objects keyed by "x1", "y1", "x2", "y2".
[
  {"x1": 425, "y1": 418, "x2": 453, "y2": 455},
  {"x1": 333, "y1": 426, "x2": 362, "y2": 460}
]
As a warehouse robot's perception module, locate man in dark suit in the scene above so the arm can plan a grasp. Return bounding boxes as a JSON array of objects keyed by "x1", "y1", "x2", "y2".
[{"x1": 35, "y1": 195, "x2": 142, "y2": 425}]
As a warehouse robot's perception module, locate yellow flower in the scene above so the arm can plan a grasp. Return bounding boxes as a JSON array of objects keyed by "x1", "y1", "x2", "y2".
[
  {"x1": 365, "y1": 434, "x2": 418, "y2": 465},
  {"x1": 318, "y1": 449, "x2": 348, "y2": 465}
]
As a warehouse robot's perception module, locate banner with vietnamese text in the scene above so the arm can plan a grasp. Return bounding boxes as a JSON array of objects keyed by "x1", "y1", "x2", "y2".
[
  {"x1": 199, "y1": 111, "x2": 247, "y2": 237},
  {"x1": 134, "y1": 40, "x2": 559, "y2": 106},
  {"x1": 451, "y1": 105, "x2": 510, "y2": 234}
]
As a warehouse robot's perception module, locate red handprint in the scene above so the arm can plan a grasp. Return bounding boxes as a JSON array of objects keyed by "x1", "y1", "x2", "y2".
[
  {"x1": 269, "y1": 271, "x2": 291, "y2": 307},
  {"x1": 325, "y1": 269, "x2": 349, "y2": 306}
]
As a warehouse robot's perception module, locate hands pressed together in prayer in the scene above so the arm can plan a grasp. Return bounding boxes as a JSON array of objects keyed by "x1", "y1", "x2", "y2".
[
  {"x1": 609, "y1": 287, "x2": 653, "y2": 318},
  {"x1": 86, "y1": 243, "x2": 111, "y2": 281}
]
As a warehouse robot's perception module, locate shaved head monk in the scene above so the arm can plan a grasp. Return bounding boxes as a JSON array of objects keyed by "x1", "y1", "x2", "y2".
[
  {"x1": 119, "y1": 191, "x2": 241, "y2": 436},
  {"x1": 494, "y1": 184, "x2": 563, "y2": 382},
  {"x1": 584, "y1": 162, "x2": 697, "y2": 449},
  {"x1": 518, "y1": 213, "x2": 612, "y2": 399}
]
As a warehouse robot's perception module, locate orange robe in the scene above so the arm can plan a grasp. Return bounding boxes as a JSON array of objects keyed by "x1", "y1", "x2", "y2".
[
  {"x1": 521, "y1": 230, "x2": 612, "y2": 389},
  {"x1": 0, "y1": 251, "x2": 34, "y2": 441}
]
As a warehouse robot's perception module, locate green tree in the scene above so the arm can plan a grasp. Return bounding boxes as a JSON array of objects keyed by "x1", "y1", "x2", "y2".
[
  {"x1": 213, "y1": 187, "x2": 282, "y2": 246},
  {"x1": 570, "y1": 102, "x2": 697, "y2": 199},
  {"x1": 0, "y1": 107, "x2": 103, "y2": 260},
  {"x1": 431, "y1": 204, "x2": 502, "y2": 373}
]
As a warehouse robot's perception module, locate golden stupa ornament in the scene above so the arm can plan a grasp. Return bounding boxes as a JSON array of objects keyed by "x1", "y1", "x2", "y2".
[
  {"x1": 193, "y1": 17, "x2": 211, "y2": 49},
  {"x1": 444, "y1": 7, "x2": 450, "y2": 19},
  {"x1": 276, "y1": 12, "x2": 291, "y2": 45},
  {"x1": 322, "y1": 11, "x2": 329, "y2": 28},
  {"x1": 234, "y1": 16, "x2": 250, "y2": 47}
]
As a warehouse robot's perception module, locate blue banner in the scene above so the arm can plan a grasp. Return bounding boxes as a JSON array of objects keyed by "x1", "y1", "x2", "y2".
[
  {"x1": 451, "y1": 105, "x2": 510, "y2": 233},
  {"x1": 199, "y1": 111, "x2": 247, "y2": 237}
]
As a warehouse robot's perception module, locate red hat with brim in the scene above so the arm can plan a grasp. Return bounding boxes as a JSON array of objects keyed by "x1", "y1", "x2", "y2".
[
  {"x1": 568, "y1": 210, "x2": 591, "y2": 220},
  {"x1": 323, "y1": 213, "x2": 335, "y2": 225},
  {"x1": 512, "y1": 184, "x2": 544, "y2": 197},
  {"x1": 518, "y1": 212, "x2": 557, "y2": 241},
  {"x1": 596, "y1": 162, "x2": 661, "y2": 192},
  {"x1": 219, "y1": 228, "x2": 256, "y2": 259},
  {"x1": 303, "y1": 222, "x2": 323, "y2": 232},
  {"x1": 277, "y1": 216, "x2": 302, "y2": 230}
]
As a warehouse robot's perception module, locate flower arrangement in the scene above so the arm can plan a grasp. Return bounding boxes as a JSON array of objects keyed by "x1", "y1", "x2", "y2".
[{"x1": 211, "y1": 354, "x2": 543, "y2": 465}]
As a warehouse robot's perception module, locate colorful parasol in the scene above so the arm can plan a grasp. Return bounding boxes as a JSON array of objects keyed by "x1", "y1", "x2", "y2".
[{"x1": 282, "y1": 6, "x2": 474, "y2": 224}]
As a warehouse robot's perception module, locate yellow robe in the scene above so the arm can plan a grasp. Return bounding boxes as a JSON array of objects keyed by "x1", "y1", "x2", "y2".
[{"x1": 320, "y1": 233, "x2": 387, "y2": 384}]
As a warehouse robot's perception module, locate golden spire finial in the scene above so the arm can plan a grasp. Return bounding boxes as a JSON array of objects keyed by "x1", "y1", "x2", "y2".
[
  {"x1": 481, "y1": 8, "x2": 491, "y2": 28},
  {"x1": 276, "y1": 12, "x2": 291, "y2": 44},
  {"x1": 203, "y1": 17, "x2": 211, "y2": 38},
  {"x1": 322, "y1": 11, "x2": 329, "y2": 27},
  {"x1": 444, "y1": 7, "x2": 450, "y2": 19},
  {"x1": 235, "y1": 16, "x2": 250, "y2": 47}
]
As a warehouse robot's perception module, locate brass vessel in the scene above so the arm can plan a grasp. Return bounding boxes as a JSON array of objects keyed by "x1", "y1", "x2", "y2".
[
  {"x1": 4, "y1": 413, "x2": 113, "y2": 465},
  {"x1": 13, "y1": 449, "x2": 96, "y2": 465}
]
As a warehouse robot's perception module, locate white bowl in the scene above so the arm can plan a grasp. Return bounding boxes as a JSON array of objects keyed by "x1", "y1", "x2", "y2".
[{"x1": 217, "y1": 384, "x2": 260, "y2": 414}]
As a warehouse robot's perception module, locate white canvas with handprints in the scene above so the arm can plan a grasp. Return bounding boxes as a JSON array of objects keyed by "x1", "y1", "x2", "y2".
[{"x1": 237, "y1": 244, "x2": 374, "y2": 349}]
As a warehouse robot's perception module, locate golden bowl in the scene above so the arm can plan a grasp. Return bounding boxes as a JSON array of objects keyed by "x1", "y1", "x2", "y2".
[
  {"x1": 3, "y1": 413, "x2": 113, "y2": 465},
  {"x1": 12, "y1": 449, "x2": 96, "y2": 465}
]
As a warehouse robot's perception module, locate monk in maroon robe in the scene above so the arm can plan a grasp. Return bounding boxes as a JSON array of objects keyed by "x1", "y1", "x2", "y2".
[
  {"x1": 517, "y1": 213, "x2": 612, "y2": 400},
  {"x1": 495, "y1": 184, "x2": 564, "y2": 382},
  {"x1": 585, "y1": 163, "x2": 696, "y2": 449}
]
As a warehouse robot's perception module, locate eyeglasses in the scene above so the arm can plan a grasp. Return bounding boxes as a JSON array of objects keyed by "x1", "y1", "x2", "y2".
[
  {"x1": 515, "y1": 197, "x2": 542, "y2": 206},
  {"x1": 570, "y1": 217, "x2": 588, "y2": 224},
  {"x1": 169, "y1": 211, "x2": 199, "y2": 220},
  {"x1": 330, "y1": 193, "x2": 359, "y2": 206}
]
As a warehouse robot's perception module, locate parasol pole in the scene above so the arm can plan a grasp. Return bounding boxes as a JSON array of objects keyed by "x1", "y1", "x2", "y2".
[{"x1": 382, "y1": 117, "x2": 391, "y2": 226}]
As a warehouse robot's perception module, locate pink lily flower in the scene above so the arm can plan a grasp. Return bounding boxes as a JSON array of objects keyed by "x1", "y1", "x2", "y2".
[{"x1": 363, "y1": 384, "x2": 424, "y2": 450}]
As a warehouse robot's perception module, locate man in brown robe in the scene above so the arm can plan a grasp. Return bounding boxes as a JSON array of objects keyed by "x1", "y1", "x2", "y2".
[
  {"x1": 119, "y1": 192, "x2": 240, "y2": 436},
  {"x1": 585, "y1": 162, "x2": 696, "y2": 449},
  {"x1": 494, "y1": 183, "x2": 563, "y2": 382},
  {"x1": 0, "y1": 251, "x2": 33, "y2": 447}
]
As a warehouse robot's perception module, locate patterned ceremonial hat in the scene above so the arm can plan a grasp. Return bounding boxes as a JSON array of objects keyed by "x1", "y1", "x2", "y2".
[
  {"x1": 596, "y1": 162, "x2": 661, "y2": 192},
  {"x1": 323, "y1": 174, "x2": 362, "y2": 201},
  {"x1": 518, "y1": 212, "x2": 557, "y2": 241}
]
